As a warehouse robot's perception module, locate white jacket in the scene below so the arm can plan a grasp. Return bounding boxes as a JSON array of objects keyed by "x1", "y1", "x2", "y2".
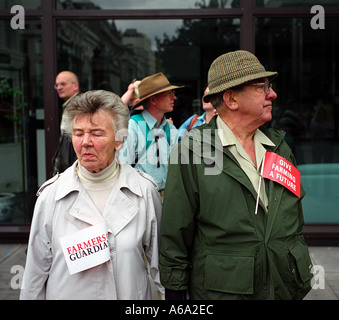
[{"x1": 20, "y1": 161, "x2": 164, "y2": 300}]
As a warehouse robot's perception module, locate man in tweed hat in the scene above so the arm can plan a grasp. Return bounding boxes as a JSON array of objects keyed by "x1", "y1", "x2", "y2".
[{"x1": 160, "y1": 50, "x2": 313, "y2": 300}]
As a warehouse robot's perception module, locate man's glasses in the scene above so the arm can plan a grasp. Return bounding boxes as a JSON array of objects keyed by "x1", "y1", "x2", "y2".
[
  {"x1": 54, "y1": 82, "x2": 75, "y2": 89},
  {"x1": 248, "y1": 81, "x2": 272, "y2": 95},
  {"x1": 157, "y1": 90, "x2": 175, "y2": 98}
]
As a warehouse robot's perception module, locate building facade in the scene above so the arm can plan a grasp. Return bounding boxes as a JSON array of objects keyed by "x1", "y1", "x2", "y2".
[{"x1": 0, "y1": 0, "x2": 339, "y2": 241}]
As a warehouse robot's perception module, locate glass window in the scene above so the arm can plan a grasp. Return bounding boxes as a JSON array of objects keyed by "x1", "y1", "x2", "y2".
[
  {"x1": 256, "y1": 17, "x2": 339, "y2": 223},
  {"x1": 0, "y1": 19, "x2": 43, "y2": 224},
  {"x1": 256, "y1": 0, "x2": 339, "y2": 7},
  {"x1": 56, "y1": 0, "x2": 240, "y2": 10},
  {"x1": 56, "y1": 18, "x2": 240, "y2": 126},
  {"x1": 0, "y1": 0, "x2": 41, "y2": 9}
]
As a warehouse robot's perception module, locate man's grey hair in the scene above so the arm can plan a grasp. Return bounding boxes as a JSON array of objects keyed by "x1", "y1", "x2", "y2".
[
  {"x1": 63, "y1": 90, "x2": 130, "y2": 141},
  {"x1": 208, "y1": 91, "x2": 224, "y2": 111},
  {"x1": 208, "y1": 85, "x2": 244, "y2": 111}
]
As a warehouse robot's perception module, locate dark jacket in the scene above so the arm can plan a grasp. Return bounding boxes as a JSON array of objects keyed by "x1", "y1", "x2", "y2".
[{"x1": 159, "y1": 116, "x2": 313, "y2": 300}]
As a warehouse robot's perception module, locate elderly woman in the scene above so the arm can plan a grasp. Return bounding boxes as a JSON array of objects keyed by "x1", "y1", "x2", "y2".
[{"x1": 20, "y1": 90, "x2": 164, "y2": 300}]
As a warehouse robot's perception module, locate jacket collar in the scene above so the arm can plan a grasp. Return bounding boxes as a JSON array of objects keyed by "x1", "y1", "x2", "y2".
[
  {"x1": 55, "y1": 162, "x2": 81, "y2": 200},
  {"x1": 182, "y1": 116, "x2": 288, "y2": 207},
  {"x1": 142, "y1": 109, "x2": 167, "y2": 130},
  {"x1": 56, "y1": 161, "x2": 142, "y2": 235},
  {"x1": 55, "y1": 160, "x2": 143, "y2": 201},
  {"x1": 204, "y1": 116, "x2": 286, "y2": 150},
  {"x1": 184, "y1": 116, "x2": 287, "y2": 158}
]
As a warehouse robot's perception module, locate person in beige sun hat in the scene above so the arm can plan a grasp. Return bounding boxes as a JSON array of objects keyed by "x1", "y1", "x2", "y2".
[
  {"x1": 119, "y1": 72, "x2": 184, "y2": 194},
  {"x1": 132, "y1": 72, "x2": 184, "y2": 109}
]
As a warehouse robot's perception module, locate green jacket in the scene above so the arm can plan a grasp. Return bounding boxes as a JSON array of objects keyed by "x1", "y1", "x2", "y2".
[{"x1": 159, "y1": 117, "x2": 313, "y2": 300}]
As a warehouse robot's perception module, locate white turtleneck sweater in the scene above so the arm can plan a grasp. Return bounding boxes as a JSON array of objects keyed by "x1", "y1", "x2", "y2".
[{"x1": 76, "y1": 158, "x2": 119, "y2": 214}]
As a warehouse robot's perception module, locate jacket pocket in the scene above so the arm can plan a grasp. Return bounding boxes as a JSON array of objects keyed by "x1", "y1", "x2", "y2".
[
  {"x1": 204, "y1": 253, "x2": 254, "y2": 295},
  {"x1": 288, "y1": 240, "x2": 313, "y2": 299}
]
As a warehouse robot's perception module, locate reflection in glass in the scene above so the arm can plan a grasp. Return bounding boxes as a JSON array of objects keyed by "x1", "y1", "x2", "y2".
[
  {"x1": 256, "y1": 0, "x2": 339, "y2": 7},
  {"x1": 57, "y1": 18, "x2": 239, "y2": 126},
  {"x1": 0, "y1": 20, "x2": 42, "y2": 224},
  {"x1": 256, "y1": 16, "x2": 339, "y2": 224},
  {"x1": 56, "y1": 0, "x2": 240, "y2": 10},
  {"x1": 0, "y1": 0, "x2": 41, "y2": 9},
  {"x1": 256, "y1": 17, "x2": 339, "y2": 164}
]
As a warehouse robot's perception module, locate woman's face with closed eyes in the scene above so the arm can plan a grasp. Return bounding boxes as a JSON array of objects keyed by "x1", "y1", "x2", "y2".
[{"x1": 72, "y1": 110, "x2": 122, "y2": 173}]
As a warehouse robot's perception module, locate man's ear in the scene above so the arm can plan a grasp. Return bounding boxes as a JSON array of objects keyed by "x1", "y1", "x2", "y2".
[
  {"x1": 223, "y1": 90, "x2": 239, "y2": 111},
  {"x1": 148, "y1": 95, "x2": 158, "y2": 106},
  {"x1": 74, "y1": 81, "x2": 80, "y2": 92}
]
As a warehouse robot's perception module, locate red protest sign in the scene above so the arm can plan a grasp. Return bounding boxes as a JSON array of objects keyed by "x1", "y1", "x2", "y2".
[{"x1": 262, "y1": 152, "x2": 301, "y2": 198}]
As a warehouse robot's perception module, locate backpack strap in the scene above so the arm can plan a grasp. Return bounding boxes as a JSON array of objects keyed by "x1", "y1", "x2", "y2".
[{"x1": 188, "y1": 114, "x2": 200, "y2": 130}]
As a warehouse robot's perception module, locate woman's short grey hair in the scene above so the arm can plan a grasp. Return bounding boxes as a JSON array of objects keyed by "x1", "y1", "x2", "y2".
[{"x1": 63, "y1": 90, "x2": 130, "y2": 141}]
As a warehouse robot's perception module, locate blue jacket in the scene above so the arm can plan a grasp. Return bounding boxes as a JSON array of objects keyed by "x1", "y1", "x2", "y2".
[{"x1": 178, "y1": 112, "x2": 206, "y2": 141}]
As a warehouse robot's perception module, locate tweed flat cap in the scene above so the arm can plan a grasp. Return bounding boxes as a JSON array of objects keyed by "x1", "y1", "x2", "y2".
[{"x1": 203, "y1": 50, "x2": 278, "y2": 102}]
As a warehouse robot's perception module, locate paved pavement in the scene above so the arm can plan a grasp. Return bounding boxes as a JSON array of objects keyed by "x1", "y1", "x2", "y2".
[
  {"x1": 304, "y1": 246, "x2": 339, "y2": 300},
  {"x1": 0, "y1": 244, "x2": 338, "y2": 300},
  {"x1": 0, "y1": 244, "x2": 26, "y2": 300}
]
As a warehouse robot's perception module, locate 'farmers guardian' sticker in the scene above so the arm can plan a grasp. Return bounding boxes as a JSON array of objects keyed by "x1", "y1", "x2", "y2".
[{"x1": 60, "y1": 223, "x2": 110, "y2": 275}]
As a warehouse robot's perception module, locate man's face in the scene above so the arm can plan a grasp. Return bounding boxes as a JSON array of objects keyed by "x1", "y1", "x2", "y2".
[
  {"x1": 233, "y1": 78, "x2": 277, "y2": 127},
  {"x1": 202, "y1": 87, "x2": 214, "y2": 112},
  {"x1": 55, "y1": 72, "x2": 79, "y2": 101},
  {"x1": 152, "y1": 90, "x2": 176, "y2": 114}
]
